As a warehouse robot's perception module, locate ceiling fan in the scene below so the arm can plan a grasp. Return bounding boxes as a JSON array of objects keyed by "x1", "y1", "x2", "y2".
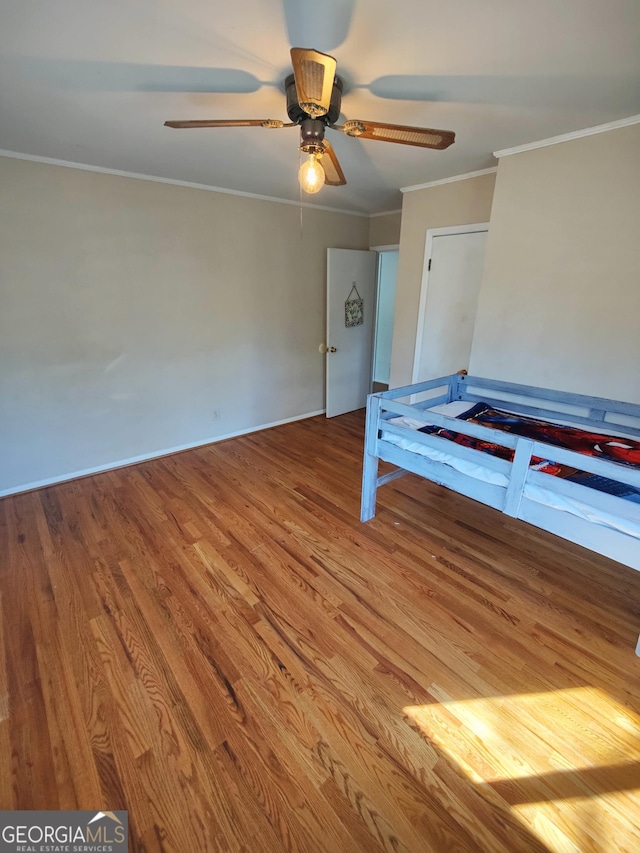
[{"x1": 165, "y1": 48, "x2": 455, "y2": 194}]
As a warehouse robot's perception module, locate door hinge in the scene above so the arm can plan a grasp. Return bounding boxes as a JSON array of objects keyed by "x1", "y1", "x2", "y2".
[{"x1": 428, "y1": 258, "x2": 432, "y2": 271}]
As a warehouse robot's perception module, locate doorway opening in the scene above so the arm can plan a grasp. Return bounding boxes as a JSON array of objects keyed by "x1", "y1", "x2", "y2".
[
  {"x1": 412, "y1": 224, "x2": 488, "y2": 384},
  {"x1": 325, "y1": 245, "x2": 399, "y2": 417},
  {"x1": 372, "y1": 250, "x2": 399, "y2": 393}
]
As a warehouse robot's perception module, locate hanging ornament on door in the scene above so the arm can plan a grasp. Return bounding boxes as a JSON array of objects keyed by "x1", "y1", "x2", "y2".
[{"x1": 345, "y1": 282, "x2": 364, "y2": 327}]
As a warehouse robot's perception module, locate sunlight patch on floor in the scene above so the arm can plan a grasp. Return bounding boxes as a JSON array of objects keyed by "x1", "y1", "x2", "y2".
[{"x1": 404, "y1": 685, "x2": 640, "y2": 853}]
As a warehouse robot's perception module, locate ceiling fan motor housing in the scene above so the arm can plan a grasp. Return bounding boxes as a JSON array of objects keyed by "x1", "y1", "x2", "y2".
[
  {"x1": 299, "y1": 119, "x2": 326, "y2": 154},
  {"x1": 285, "y1": 73, "x2": 343, "y2": 126}
]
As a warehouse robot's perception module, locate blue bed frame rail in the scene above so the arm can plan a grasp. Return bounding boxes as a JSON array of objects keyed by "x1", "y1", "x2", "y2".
[{"x1": 361, "y1": 374, "x2": 640, "y2": 652}]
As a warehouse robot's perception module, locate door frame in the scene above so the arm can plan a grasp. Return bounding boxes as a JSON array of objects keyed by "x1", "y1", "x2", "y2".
[
  {"x1": 325, "y1": 248, "x2": 379, "y2": 417},
  {"x1": 370, "y1": 244, "x2": 399, "y2": 391},
  {"x1": 411, "y1": 223, "x2": 489, "y2": 384}
]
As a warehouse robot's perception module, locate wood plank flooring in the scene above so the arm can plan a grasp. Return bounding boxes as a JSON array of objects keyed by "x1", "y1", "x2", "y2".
[{"x1": 1, "y1": 411, "x2": 640, "y2": 852}]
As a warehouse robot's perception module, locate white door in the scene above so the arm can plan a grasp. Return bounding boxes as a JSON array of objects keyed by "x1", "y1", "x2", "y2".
[
  {"x1": 326, "y1": 248, "x2": 377, "y2": 417},
  {"x1": 413, "y1": 228, "x2": 488, "y2": 382}
]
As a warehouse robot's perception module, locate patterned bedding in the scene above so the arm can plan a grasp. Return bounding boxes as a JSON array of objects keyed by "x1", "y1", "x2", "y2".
[{"x1": 418, "y1": 403, "x2": 640, "y2": 503}]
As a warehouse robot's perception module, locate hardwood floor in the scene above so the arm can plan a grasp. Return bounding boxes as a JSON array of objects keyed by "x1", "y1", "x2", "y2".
[{"x1": 1, "y1": 411, "x2": 640, "y2": 852}]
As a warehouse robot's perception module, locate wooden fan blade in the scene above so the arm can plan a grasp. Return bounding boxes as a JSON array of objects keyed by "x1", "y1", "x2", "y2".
[
  {"x1": 290, "y1": 47, "x2": 337, "y2": 118},
  {"x1": 320, "y1": 140, "x2": 346, "y2": 186},
  {"x1": 340, "y1": 120, "x2": 455, "y2": 150},
  {"x1": 164, "y1": 119, "x2": 288, "y2": 129}
]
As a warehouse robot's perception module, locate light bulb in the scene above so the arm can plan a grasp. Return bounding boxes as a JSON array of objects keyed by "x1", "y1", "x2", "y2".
[{"x1": 298, "y1": 154, "x2": 325, "y2": 194}]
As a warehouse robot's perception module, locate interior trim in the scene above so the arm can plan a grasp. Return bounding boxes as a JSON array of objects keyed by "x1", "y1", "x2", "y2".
[
  {"x1": 0, "y1": 409, "x2": 326, "y2": 499},
  {"x1": 401, "y1": 166, "x2": 498, "y2": 194},
  {"x1": 494, "y1": 114, "x2": 640, "y2": 158},
  {"x1": 0, "y1": 148, "x2": 368, "y2": 217}
]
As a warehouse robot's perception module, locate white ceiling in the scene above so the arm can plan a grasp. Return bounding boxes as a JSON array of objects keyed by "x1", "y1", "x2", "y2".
[{"x1": 2, "y1": 0, "x2": 639, "y2": 214}]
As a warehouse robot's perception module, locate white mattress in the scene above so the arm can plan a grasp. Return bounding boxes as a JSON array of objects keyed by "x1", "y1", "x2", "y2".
[
  {"x1": 383, "y1": 401, "x2": 508, "y2": 485},
  {"x1": 381, "y1": 401, "x2": 640, "y2": 540}
]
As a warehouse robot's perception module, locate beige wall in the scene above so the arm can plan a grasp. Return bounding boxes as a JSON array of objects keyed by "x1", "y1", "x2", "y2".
[
  {"x1": 389, "y1": 172, "x2": 496, "y2": 387},
  {"x1": 470, "y1": 123, "x2": 640, "y2": 403},
  {"x1": 0, "y1": 157, "x2": 369, "y2": 494},
  {"x1": 369, "y1": 211, "x2": 402, "y2": 248}
]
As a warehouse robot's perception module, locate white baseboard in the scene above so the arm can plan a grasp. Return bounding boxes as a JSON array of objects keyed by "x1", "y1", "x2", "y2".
[{"x1": 0, "y1": 409, "x2": 326, "y2": 498}]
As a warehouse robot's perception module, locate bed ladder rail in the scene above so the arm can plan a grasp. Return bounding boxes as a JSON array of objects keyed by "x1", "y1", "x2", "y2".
[{"x1": 361, "y1": 393, "x2": 382, "y2": 521}]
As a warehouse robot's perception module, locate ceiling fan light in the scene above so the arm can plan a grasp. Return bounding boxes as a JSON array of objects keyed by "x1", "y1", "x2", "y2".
[{"x1": 298, "y1": 154, "x2": 325, "y2": 194}]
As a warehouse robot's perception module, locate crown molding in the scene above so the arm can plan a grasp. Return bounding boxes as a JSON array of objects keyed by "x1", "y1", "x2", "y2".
[
  {"x1": 369, "y1": 208, "x2": 402, "y2": 218},
  {"x1": 401, "y1": 166, "x2": 498, "y2": 194},
  {"x1": 0, "y1": 148, "x2": 369, "y2": 218},
  {"x1": 494, "y1": 114, "x2": 640, "y2": 159}
]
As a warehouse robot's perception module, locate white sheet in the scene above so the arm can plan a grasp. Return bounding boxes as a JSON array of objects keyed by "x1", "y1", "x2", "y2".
[
  {"x1": 523, "y1": 484, "x2": 640, "y2": 540},
  {"x1": 383, "y1": 404, "x2": 509, "y2": 487},
  {"x1": 380, "y1": 401, "x2": 640, "y2": 540}
]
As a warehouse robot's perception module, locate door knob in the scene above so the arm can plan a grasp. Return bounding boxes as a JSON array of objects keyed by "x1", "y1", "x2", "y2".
[{"x1": 328, "y1": 346, "x2": 337, "y2": 353}]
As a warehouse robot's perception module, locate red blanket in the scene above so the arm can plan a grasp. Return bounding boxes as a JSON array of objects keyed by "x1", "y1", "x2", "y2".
[{"x1": 418, "y1": 403, "x2": 640, "y2": 499}]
